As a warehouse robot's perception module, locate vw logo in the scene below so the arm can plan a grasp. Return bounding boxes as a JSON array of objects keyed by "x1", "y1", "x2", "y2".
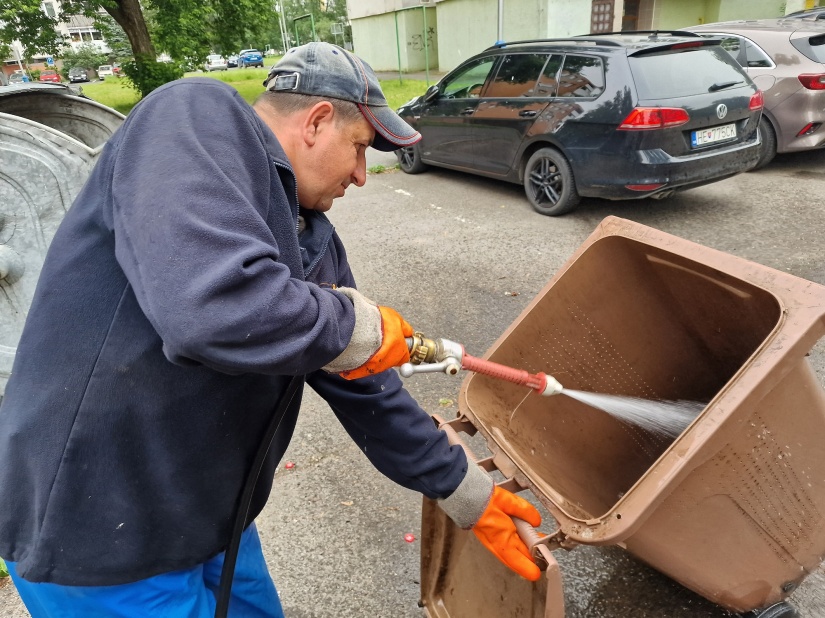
[{"x1": 716, "y1": 104, "x2": 728, "y2": 120}]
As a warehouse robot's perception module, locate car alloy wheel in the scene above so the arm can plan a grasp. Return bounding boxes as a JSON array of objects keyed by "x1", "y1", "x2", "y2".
[
  {"x1": 396, "y1": 143, "x2": 427, "y2": 174},
  {"x1": 523, "y1": 147, "x2": 580, "y2": 216}
]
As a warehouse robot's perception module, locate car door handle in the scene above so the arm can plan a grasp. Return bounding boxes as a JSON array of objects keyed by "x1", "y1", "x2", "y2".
[
  {"x1": 460, "y1": 107, "x2": 475, "y2": 116},
  {"x1": 519, "y1": 110, "x2": 538, "y2": 118}
]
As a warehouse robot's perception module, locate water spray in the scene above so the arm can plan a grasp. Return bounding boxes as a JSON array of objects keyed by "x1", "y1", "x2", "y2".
[{"x1": 403, "y1": 333, "x2": 702, "y2": 438}]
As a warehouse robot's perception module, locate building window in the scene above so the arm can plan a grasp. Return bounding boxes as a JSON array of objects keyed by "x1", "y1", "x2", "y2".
[
  {"x1": 92, "y1": 30, "x2": 103, "y2": 40},
  {"x1": 591, "y1": 0, "x2": 615, "y2": 34},
  {"x1": 43, "y1": 2, "x2": 56, "y2": 18}
]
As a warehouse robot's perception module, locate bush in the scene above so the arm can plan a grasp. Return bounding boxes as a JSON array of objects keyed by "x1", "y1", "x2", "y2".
[
  {"x1": 61, "y1": 43, "x2": 108, "y2": 74},
  {"x1": 29, "y1": 69, "x2": 41, "y2": 81},
  {"x1": 122, "y1": 55, "x2": 184, "y2": 98},
  {"x1": 0, "y1": 557, "x2": 8, "y2": 578}
]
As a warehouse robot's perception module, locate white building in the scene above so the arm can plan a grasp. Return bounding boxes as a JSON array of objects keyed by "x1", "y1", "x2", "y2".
[{"x1": 346, "y1": 0, "x2": 813, "y2": 75}]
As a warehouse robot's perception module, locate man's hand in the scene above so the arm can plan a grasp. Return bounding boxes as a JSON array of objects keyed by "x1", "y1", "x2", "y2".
[
  {"x1": 340, "y1": 306, "x2": 414, "y2": 379},
  {"x1": 472, "y1": 485, "x2": 542, "y2": 581},
  {"x1": 321, "y1": 287, "x2": 414, "y2": 379}
]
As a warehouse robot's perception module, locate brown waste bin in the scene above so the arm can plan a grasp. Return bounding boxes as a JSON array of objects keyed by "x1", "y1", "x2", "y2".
[{"x1": 419, "y1": 216, "x2": 825, "y2": 616}]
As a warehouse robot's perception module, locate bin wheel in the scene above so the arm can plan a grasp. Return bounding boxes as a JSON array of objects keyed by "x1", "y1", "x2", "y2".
[{"x1": 742, "y1": 601, "x2": 799, "y2": 618}]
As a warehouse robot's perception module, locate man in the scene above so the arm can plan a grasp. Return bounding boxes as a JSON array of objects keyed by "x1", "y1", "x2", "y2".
[{"x1": 0, "y1": 43, "x2": 541, "y2": 617}]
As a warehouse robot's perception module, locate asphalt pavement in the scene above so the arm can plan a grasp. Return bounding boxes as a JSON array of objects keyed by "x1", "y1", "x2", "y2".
[{"x1": 2, "y1": 149, "x2": 824, "y2": 617}]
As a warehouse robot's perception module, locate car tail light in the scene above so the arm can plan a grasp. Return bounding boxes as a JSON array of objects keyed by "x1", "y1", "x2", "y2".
[
  {"x1": 626, "y1": 183, "x2": 667, "y2": 191},
  {"x1": 798, "y1": 74, "x2": 825, "y2": 90},
  {"x1": 670, "y1": 41, "x2": 703, "y2": 49},
  {"x1": 749, "y1": 90, "x2": 764, "y2": 111},
  {"x1": 618, "y1": 108, "x2": 690, "y2": 130}
]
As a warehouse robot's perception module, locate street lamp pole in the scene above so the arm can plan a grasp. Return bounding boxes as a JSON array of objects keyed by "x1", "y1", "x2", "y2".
[
  {"x1": 279, "y1": 4, "x2": 290, "y2": 49},
  {"x1": 497, "y1": 0, "x2": 504, "y2": 44}
]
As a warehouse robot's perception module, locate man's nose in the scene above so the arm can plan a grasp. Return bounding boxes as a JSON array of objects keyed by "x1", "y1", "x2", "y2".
[{"x1": 352, "y1": 153, "x2": 367, "y2": 187}]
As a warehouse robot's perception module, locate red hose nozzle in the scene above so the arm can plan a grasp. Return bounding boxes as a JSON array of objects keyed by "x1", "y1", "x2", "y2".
[{"x1": 461, "y1": 354, "x2": 563, "y2": 396}]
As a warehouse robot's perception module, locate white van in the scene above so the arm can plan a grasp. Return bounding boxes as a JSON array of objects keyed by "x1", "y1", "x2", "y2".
[{"x1": 97, "y1": 65, "x2": 114, "y2": 79}]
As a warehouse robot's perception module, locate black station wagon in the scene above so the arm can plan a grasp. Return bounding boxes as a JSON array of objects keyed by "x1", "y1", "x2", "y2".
[{"x1": 396, "y1": 32, "x2": 764, "y2": 216}]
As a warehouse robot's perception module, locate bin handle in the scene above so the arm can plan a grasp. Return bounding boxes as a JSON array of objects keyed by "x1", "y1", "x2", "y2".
[{"x1": 433, "y1": 413, "x2": 560, "y2": 566}]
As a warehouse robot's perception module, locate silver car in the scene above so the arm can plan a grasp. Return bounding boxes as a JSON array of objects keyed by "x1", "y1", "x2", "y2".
[
  {"x1": 687, "y1": 19, "x2": 825, "y2": 168},
  {"x1": 203, "y1": 54, "x2": 228, "y2": 72}
]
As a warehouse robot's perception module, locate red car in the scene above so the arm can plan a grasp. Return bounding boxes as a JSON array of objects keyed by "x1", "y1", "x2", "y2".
[{"x1": 39, "y1": 70, "x2": 61, "y2": 83}]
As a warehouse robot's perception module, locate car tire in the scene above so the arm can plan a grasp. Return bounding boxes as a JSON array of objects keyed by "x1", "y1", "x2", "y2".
[
  {"x1": 523, "y1": 147, "x2": 580, "y2": 216},
  {"x1": 396, "y1": 143, "x2": 427, "y2": 174},
  {"x1": 752, "y1": 116, "x2": 777, "y2": 171}
]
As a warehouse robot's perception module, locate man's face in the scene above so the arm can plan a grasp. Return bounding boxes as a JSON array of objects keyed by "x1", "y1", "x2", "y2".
[{"x1": 297, "y1": 112, "x2": 375, "y2": 212}]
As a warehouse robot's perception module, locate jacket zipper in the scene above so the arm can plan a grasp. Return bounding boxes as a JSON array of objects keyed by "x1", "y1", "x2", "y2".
[
  {"x1": 273, "y1": 160, "x2": 301, "y2": 236},
  {"x1": 272, "y1": 159, "x2": 331, "y2": 278}
]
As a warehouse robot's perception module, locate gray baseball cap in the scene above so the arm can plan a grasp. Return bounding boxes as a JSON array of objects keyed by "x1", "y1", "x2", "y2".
[{"x1": 263, "y1": 42, "x2": 421, "y2": 152}]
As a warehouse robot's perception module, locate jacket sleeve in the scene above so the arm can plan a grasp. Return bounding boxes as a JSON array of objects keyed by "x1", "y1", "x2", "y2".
[
  {"x1": 306, "y1": 369, "x2": 494, "y2": 528},
  {"x1": 306, "y1": 369, "x2": 467, "y2": 497},
  {"x1": 107, "y1": 80, "x2": 355, "y2": 375}
]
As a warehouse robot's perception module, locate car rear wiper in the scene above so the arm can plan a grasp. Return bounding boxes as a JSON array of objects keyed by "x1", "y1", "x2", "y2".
[{"x1": 708, "y1": 80, "x2": 744, "y2": 92}]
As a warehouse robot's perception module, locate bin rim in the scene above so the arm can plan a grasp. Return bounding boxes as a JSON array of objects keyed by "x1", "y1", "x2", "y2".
[{"x1": 0, "y1": 111, "x2": 102, "y2": 157}]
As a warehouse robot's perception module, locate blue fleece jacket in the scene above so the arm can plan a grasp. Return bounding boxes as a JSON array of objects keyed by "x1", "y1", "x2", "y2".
[{"x1": 0, "y1": 79, "x2": 468, "y2": 585}]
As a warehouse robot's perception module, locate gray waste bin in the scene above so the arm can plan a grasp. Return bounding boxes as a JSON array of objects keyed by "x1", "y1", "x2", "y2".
[{"x1": 0, "y1": 83, "x2": 124, "y2": 397}]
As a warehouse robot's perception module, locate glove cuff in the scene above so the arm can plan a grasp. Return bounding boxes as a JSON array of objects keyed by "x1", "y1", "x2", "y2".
[
  {"x1": 322, "y1": 287, "x2": 382, "y2": 374},
  {"x1": 438, "y1": 460, "x2": 494, "y2": 530}
]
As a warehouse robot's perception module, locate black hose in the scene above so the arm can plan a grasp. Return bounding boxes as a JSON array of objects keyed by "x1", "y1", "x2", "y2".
[{"x1": 214, "y1": 375, "x2": 303, "y2": 618}]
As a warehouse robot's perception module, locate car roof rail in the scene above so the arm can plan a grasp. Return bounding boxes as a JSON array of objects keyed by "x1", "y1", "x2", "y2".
[
  {"x1": 486, "y1": 37, "x2": 623, "y2": 50},
  {"x1": 578, "y1": 30, "x2": 704, "y2": 38}
]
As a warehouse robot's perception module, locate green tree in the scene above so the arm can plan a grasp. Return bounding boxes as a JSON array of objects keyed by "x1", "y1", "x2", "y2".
[
  {"x1": 280, "y1": 0, "x2": 349, "y2": 47},
  {"x1": 0, "y1": 0, "x2": 277, "y2": 97},
  {"x1": 0, "y1": 0, "x2": 66, "y2": 55},
  {"x1": 60, "y1": 42, "x2": 108, "y2": 72},
  {"x1": 95, "y1": 13, "x2": 134, "y2": 62}
]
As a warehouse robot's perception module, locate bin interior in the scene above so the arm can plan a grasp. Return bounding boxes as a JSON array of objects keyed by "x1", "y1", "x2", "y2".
[
  {"x1": 464, "y1": 235, "x2": 782, "y2": 521},
  {"x1": 0, "y1": 92, "x2": 122, "y2": 149}
]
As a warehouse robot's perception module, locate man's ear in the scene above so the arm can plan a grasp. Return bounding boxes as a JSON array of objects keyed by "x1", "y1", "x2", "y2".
[{"x1": 301, "y1": 101, "x2": 335, "y2": 146}]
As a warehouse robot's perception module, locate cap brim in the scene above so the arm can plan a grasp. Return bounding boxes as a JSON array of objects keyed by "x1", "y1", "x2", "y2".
[{"x1": 358, "y1": 104, "x2": 421, "y2": 152}]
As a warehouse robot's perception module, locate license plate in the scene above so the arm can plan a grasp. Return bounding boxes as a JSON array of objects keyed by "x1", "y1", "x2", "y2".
[{"x1": 691, "y1": 123, "x2": 737, "y2": 147}]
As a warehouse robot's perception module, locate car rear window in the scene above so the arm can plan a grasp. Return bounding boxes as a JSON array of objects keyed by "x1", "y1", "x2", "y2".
[
  {"x1": 629, "y1": 47, "x2": 749, "y2": 99},
  {"x1": 791, "y1": 34, "x2": 825, "y2": 63},
  {"x1": 558, "y1": 55, "x2": 605, "y2": 97}
]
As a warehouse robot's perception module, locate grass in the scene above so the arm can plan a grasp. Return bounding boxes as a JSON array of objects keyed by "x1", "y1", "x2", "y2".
[
  {"x1": 79, "y1": 68, "x2": 429, "y2": 117},
  {"x1": 367, "y1": 163, "x2": 400, "y2": 174}
]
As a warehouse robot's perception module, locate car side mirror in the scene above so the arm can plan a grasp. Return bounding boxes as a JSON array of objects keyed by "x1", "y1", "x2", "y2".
[{"x1": 423, "y1": 85, "x2": 440, "y2": 103}]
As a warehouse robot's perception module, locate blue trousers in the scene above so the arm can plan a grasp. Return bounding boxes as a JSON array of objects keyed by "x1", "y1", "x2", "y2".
[{"x1": 5, "y1": 523, "x2": 284, "y2": 618}]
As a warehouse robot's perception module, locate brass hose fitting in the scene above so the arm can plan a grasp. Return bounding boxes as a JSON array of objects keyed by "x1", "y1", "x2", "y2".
[{"x1": 407, "y1": 332, "x2": 440, "y2": 365}]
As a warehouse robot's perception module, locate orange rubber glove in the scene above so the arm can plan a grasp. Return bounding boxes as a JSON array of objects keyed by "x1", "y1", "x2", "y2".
[
  {"x1": 472, "y1": 486, "x2": 542, "y2": 581},
  {"x1": 339, "y1": 306, "x2": 414, "y2": 380}
]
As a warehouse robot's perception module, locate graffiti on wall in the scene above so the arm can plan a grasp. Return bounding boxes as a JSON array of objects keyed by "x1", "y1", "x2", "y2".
[{"x1": 408, "y1": 27, "x2": 435, "y2": 51}]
